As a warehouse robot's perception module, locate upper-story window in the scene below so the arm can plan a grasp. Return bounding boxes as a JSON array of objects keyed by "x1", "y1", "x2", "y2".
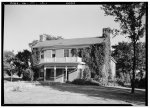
[
  {"x1": 52, "y1": 50, "x2": 56, "y2": 58},
  {"x1": 41, "y1": 51, "x2": 44, "y2": 59},
  {"x1": 64, "y1": 49, "x2": 69, "y2": 57}
]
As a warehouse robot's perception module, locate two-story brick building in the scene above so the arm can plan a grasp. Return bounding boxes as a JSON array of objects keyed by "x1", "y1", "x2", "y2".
[{"x1": 30, "y1": 28, "x2": 116, "y2": 83}]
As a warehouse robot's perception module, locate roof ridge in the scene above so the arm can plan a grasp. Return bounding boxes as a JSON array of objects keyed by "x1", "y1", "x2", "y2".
[
  {"x1": 43, "y1": 36, "x2": 104, "y2": 42},
  {"x1": 33, "y1": 36, "x2": 104, "y2": 48}
]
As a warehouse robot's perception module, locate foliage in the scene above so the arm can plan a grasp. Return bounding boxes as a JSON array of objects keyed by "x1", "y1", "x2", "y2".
[
  {"x1": 12, "y1": 86, "x2": 21, "y2": 92},
  {"x1": 135, "y1": 78, "x2": 146, "y2": 88},
  {"x1": 29, "y1": 34, "x2": 63, "y2": 48},
  {"x1": 31, "y1": 67, "x2": 40, "y2": 81},
  {"x1": 15, "y1": 50, "x2": 31, "y2": 68},
  {"x1": 41, "y1": 34, "x2": 63, "y2": 40},
  {"x1": 31, "y1": 48, "x2": 40, "y2": 66},
  {"x1": 112, "y1": 42, "x2": 133, "y2": 77},
  {"x1": 3, "y1": 51, "x2": 16, "y2": 77},
  {"x1": 82, "y1": 66, "x2": 91, "y2": 80},
  {"x1": 102, "y1": 3, "x2": 146, "y2": 93},
  {"x1": 112, "y1": 42, "x2": 146, "y2": 87},
  {"x1": 14, "y1": 50, "x2": 31, "y2": 77},
  {"x1": 135, "y1": 42, "x2": 146, "y2": 72},
  {"x1": 82, "y1": 43, "x2": 106, "y2": 80},
  {"x1": 116, "y1": 78, "x2": 125, "y2": 86},
  {"x1": 71, "y1": 79, "x2": 100, "y2": 86},
  {"x1": 3, "y1": 51, "x2": 15, "y2": 70},
  {"x1": 3, "y1": 51, "x2": 15, "y2": 62},
  {"x1": 70, "y1": 43, "x2": 106, "y2": 85},
  {"x1": 22, "y1": 68, "x2": 34, "y2": 81},
  {"x1": 102, "y1": 3, "x2": 146, "y2": 41},
  {"x1": 3, "y1": 49, "x2": 32, "y2": 79},
  {"x1": 71, "y1": 48, "x2": 78, "y2": 57}
]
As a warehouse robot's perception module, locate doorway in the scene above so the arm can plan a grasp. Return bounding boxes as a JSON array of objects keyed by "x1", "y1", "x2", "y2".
[{"x1": 46, "y1": 69, "x2": 54, "y2": 81}]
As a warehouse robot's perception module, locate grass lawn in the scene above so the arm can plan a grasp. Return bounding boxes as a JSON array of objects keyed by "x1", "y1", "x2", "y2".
[{"x1": 3, "y1": 78, "x2": 146, "y2": 105}]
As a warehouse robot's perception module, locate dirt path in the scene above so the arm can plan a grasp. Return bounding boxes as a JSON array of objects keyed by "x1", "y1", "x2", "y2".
[{"x1": 4, "y1": 81, "x2": 145, "y2": 105}]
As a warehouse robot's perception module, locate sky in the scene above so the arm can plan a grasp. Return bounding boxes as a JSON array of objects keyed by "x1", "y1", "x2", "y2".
[{"x1": 4, "y1": 4, "x2": 145, "y2": 54}]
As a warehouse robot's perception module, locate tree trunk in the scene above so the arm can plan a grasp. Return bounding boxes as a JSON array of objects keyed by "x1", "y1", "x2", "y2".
[
  {"x1": 10, "y1": 70, "x2": 12, "y2": 82},
  {"x1": 131, "y1": 41, "x2": 136, "y2": 93}
]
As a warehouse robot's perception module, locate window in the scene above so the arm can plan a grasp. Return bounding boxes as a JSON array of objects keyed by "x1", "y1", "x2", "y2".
[
  {"x1": 52, "y1": 50, "x2": 56, "y2": 58},
  {"x1": 64, "y1": 49, "x2": 69, "y2": 57},
  {"x1": 41, "y1": 51, "x2": 44, "y2": 59}
]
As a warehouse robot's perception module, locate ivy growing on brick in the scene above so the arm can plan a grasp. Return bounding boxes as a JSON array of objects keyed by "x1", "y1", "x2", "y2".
[
  {"x1": 82, "y1": 43, "x2": 106, "y2": 78},
  {"x1": 71, "y1": 42, "x2": 107, "y2": 85}
]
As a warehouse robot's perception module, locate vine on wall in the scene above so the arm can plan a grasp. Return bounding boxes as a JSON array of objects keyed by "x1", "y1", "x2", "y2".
[
  {"x1": 71, "y1": 43, "x2": 108, "y2": 85},
  {"x1": 82, "y1": 43, "x2": 106, "y2": 79},
  {"x1": 31, "y1": 48, "x2": 40, "y2": 66}
]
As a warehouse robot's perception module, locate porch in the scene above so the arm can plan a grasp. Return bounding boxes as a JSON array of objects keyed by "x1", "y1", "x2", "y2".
[{"x1": 39, "y1": 66, "x2": 82, "y2": 83}]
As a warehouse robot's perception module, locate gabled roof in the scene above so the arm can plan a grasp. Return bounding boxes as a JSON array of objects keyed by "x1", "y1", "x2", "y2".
[{"x1": 32, "y1": 37, "x2": 105, "y2": 48}]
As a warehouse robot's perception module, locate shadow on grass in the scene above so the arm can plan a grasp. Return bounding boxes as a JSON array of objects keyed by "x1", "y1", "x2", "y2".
[
  {"x1": 4, "y1": 77, "x2": 23, "y2": 82},
  {"x1": 35, "y1": 81, "x2": 146, "y2": 105}
]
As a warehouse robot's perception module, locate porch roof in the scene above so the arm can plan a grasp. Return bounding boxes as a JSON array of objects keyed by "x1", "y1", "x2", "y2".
[
  {"x1": 36, "y1": 62, "x2": 84, "y2": 68},
  {"x1": 32, "y1": 37, "x2": 104, "y2": 48}
]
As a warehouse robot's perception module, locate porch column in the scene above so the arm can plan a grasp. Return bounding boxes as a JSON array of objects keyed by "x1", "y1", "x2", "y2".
[
  {"x1": 54, "y1": 66, "x2": 56, "y2": 81},
  {"x1": 44, "y1": 67, "x2": 46, "y2": 81},
  {"x1": 65, "y1": 66, "x2": 68, "y2": 82},
  {"x1": 76, "y1": 48, "x2": 78, "y2": 57}
]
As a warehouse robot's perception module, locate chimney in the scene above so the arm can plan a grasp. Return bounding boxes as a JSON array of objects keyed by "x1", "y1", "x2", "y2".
[
  {"x1": 40, "y1": 35, "x2": 47, "y2": 42},
  {"x1": 102, "y1": 27, "x2": 112, "y2": 84}
]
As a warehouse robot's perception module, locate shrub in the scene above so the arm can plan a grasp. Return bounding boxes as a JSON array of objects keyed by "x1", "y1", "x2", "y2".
[
  {"x1": 66, "y1": 80, "x2": 71, "y2": 84},
  {"x1": 92, "y1": 75, "x2": 108, "y2": 86},
  {"x1": 12, "y1": 86, "x2": 21, "y2": 92},
  {"x1": 31, "y1": 67, "x2": 39, "y2": 81},
  {"x1": 22, "y1": 68, "x2": 34, "y2": 81},
  {"x1": 71, "y1": 79, "x2": 100, "y2": 86},
  {"x1": 82, "y1": 67, "x2": 91, "y2": 80},
  {"x1": 135, "y1": 78, "x2": 146, "y2": 89},
  {"x1": 116, "y1": 78, "x2": 125, "y2": 86}
]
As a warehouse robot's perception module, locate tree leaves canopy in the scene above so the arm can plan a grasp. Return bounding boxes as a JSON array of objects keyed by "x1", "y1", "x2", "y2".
[
  {"x1": 112, "y1": 42, "x2": 145, "y2": 77},
  {"x1": 102, "y1": 3, "x2": 146, "y2": 42}
]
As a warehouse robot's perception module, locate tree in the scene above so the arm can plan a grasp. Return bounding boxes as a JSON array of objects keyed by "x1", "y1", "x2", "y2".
[
  {"x1": 3, "y1": 51, "x2": 15, "y2": 81},
  {"x1": 112, "y1": 42, "x2": 132, "y2": 83},
  {"x1": 41, "y1": 34, "x2": 63, "y2": 40},
  {"x1": 102, "y1": 3, "x2": 146, "y2": 93},
  {"x1": 3, "y1": 51, "x2": 14, "y2": 61},
  {"x1": 112, "y1": 42, "x2": 145, "y2": 86},
  {"x1": 15, "y1": 50, "x2": 31, "y2": 77}
]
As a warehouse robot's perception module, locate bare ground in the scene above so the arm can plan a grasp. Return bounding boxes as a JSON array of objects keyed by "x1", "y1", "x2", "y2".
[{"x1": 4, "y1": 79, "x2": 146, "y2": 105}]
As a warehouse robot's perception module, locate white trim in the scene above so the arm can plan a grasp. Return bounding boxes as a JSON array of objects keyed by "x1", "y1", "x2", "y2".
[
  {"x1": 54, "y1": 66, "x2": 56, "y2": 80},
  {"x1": 45, "y1": 66, "x2": 76, "y2": 69},
  {"x1": 44, "y1": 67, "x2": 46, "y2": 81},
  {"x1": 65, "y1": 66, "x2": 68, "y2": 82}
]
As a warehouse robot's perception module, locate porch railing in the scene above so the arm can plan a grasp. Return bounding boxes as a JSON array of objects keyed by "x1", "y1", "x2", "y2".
[{"x1": 40, "y1": 57, "x2": 82, "y2": 63}]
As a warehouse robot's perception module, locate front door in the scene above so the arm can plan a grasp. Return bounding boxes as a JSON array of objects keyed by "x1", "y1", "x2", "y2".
[{"x1": 46, "y1": 69, "x2": 54, "y2": 81}]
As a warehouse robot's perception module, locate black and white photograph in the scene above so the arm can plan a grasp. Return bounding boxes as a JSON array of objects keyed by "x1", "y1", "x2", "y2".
[{"x1": 2, "y1": 2, "x2": 147, "y2": 106}]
